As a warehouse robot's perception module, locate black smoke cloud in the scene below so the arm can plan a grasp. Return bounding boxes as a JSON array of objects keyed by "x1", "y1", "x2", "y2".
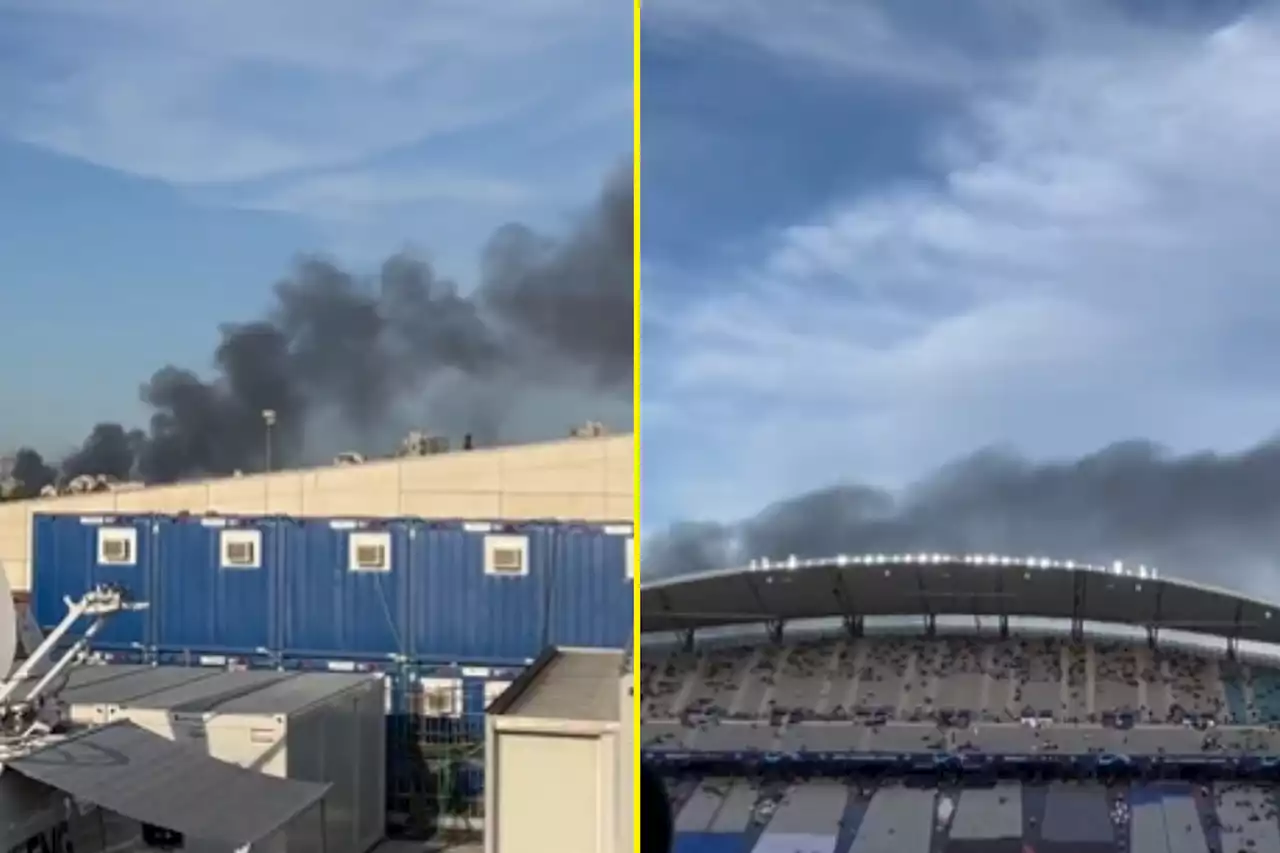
[
  {"x1": 644, "y1": 437, "x2": 1280, "y2": 595},
  {"x1": 20, "y1": 164, "x2": 632, "y2": 487}
]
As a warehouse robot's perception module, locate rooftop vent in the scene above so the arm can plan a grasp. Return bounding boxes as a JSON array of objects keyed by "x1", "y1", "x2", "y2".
[
  {"x1": 398, "y1": 431, "x2": 450, "y2": 457},
  {"x1": 569, "y1": 421, "x2": 609, "y2": 438}
]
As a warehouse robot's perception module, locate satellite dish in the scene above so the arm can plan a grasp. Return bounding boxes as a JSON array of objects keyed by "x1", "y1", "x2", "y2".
[{"x1": 0, "y1": 568, "x2": 17, "y2": 679}]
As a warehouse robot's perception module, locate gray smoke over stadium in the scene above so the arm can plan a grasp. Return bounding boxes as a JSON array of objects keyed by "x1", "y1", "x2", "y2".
[
  {"x1": 26, "y1": 164, "x2": 632, "y2": 487},
  {"x1": 644, "y1": 437, "x2": 1280, "y2": 593}
]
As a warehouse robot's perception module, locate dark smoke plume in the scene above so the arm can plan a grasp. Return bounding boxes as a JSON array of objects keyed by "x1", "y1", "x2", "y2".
[
  {"x1": 21, "y1": 165, "x2": 632, "y2": 486},
  {"x1": 644, "y1": 437, "x2": 1280, "y2": 596}
]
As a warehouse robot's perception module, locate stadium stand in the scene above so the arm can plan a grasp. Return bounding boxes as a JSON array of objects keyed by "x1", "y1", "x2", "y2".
[{"x1": 640, "y1": 555, "x2": 1280, "y2": 853}]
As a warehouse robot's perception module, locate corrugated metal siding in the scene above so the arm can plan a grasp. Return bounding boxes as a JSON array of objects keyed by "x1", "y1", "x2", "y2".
[
  {"x1": 152, "y1": 515, "x2": 282, "y2": 655},
  {"x1": 545, "y1": 525, "x2": 632, "y2": 648},
  {"x1": 278, "y1": 517, "x2": 410, "y2": 661},
  {"x1": 32, "y1": 513, "x2": 154, "y2": 650},
  {"x1": 407, "y1": 522, "x2": 548, "y2": 663},
  {"x1": 32, "y1": 513, "x2": 630, "y2": 667},
  {"x1": 405, "y1": 521, "x2": 629, "y2": 663}
]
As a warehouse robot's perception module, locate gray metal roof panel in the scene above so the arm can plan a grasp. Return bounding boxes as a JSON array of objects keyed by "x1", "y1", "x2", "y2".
[
  {"x1": 498, "y1": 648, "x2": 623, "y2": 722},
  {"x1": 115, "y1": 669, "x2": 297, "y2": 712},
  {"x1": 65, "y1": 666, "x2": 222, "y2": 704},
  {"x1": 5, "y1": 721, "x2": 328, "y2": 847},
  {"x1": 210, "y1": 672, "x2": 380, "y2": 716}
]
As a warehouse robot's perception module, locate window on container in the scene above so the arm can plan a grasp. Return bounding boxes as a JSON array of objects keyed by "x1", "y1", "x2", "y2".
[
  {"x1": 419, "y1": 678, "x2": 462, "y2": 717},
  {"x1": 97, "y1": 527, "x2": 137, "y2": 566},
  {"x1": 220, "y1": 529, "x2": 262, "y2": 570},
  {"x1": 349, "y1": 531, "x2": 391, "y2": 573},
  {"x1": 626, "y1": 537, "x2": 635, "y2": 580},
  {"x1": 484, "y1": 534, "x2": 529, "y2": 577}
]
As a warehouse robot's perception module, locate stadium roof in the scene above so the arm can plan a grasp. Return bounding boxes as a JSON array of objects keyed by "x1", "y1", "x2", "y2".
[{"x1": 640, "y1": 553, "x2": 1280, "y2": 645}]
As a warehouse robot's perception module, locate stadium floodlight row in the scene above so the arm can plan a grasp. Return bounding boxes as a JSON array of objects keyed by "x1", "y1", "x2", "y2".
[{"x1": 639, "y1": 552, "x2": 1278, "y2": 653}]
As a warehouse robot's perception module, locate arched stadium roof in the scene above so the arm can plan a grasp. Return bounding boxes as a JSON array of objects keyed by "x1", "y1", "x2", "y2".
[{"x1": 640, "y1": 554, "x2": 1280, "y2": 645}]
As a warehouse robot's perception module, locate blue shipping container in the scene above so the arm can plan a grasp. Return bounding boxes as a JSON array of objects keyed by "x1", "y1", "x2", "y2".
[
  {"x1": 151, "y1": 514, "x2": 283, "y2": 656},
  {"x1": 278, "y1": 517, "x2": 411, "y2": 662},
  {"x1": 32, "y1": 513, "x2": 155, "y2": 651},
  {"x1": 545, "y1": 523, "x2": 633, "y2": 648},
  {"x1": 407, "y1": 521, "x2": 546, "y2": 664},
  {"x1": 406, "y1": 520, "x2": 633, "y2": 664},
  {"x1": 33, "y1": 512, "x2": 633, "y2": 668}
]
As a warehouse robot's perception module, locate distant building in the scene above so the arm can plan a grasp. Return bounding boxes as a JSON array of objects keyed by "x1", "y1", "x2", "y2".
[
  {"x1": 398, "y1": 431, "x2": 450, "y2": 457},
  {"x1": 570, "y1": 421, "x2": 610, "y2": 438}
]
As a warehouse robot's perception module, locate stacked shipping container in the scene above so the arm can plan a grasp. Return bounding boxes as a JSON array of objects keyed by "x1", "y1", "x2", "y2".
[
  {"x1": 31, "y1": 511, "x2": 633, "y2": 834},
  {"x1": 31, "y1": 512, "x2": 633, "y2": 665}
]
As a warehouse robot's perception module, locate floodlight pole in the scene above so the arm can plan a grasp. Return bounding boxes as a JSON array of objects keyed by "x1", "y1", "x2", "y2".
[{"x1": 262, "y1": 409, "x2": 277, "y2": 473}]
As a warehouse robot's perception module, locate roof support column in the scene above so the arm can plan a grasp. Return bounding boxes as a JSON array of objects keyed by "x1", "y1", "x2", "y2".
[
  {"x1": 831, "y1": 567, "x2": 855, "y2": 626},
  {"x1": 914, "y1": 567, "x2": 934, "y2": 636},
  {"x1": 1148, "y1": 584, "x2": 1165, "y2": 650},
  {"x1": 1228, "y1": 600, "x2": 1245, "y2": 661},
  {"x1": 1071, "y1": 571, "x2": 1086, "y2": 643},
  {"x1": 995, "y1": 573, "x2": 1008, "y2": 640}
]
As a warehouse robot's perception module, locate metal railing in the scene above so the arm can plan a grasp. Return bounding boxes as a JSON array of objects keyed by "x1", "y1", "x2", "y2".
[{"x1": 386, "y1": 683, "x2": 487, "y2": 842}]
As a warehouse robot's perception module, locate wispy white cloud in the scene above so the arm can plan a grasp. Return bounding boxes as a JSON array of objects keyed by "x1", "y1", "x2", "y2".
[
  {"x1": 0, "y1": 0, "x2": 629, "y2": 186},
  {"x1": 242, "y1": 170, "x2": 537, "y2": 221},
  {"x1": 644, "y1": 0, "x2": 1182, "y2": 92},
  {"x1": 645, "y1": 0, "x2": 980, "y2": 90},
  {"x1": 644, "y1": 5, "x2": 1280, "y2": 523}
]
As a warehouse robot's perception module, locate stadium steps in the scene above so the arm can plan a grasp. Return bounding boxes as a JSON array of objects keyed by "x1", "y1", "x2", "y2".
[
  {"x1": 1250, "y1": 667, "x2": 1280, "y2": 722},
  {"x1": 1220, "y1": 668, "x2": 1251, "y2": 723}
]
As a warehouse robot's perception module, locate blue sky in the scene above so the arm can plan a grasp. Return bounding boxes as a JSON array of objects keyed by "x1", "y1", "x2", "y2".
[
  {"x1": 641, "y1": 0, "x2": 1280, "y2": 531},
  {"x1": 0, "y1": 0, "x2": 630, "y2": 455}
]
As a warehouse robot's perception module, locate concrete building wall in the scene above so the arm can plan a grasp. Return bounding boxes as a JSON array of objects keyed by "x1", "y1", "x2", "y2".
[{"x1": 0, "y1": 433, "x2": 633, "y2": 591}]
